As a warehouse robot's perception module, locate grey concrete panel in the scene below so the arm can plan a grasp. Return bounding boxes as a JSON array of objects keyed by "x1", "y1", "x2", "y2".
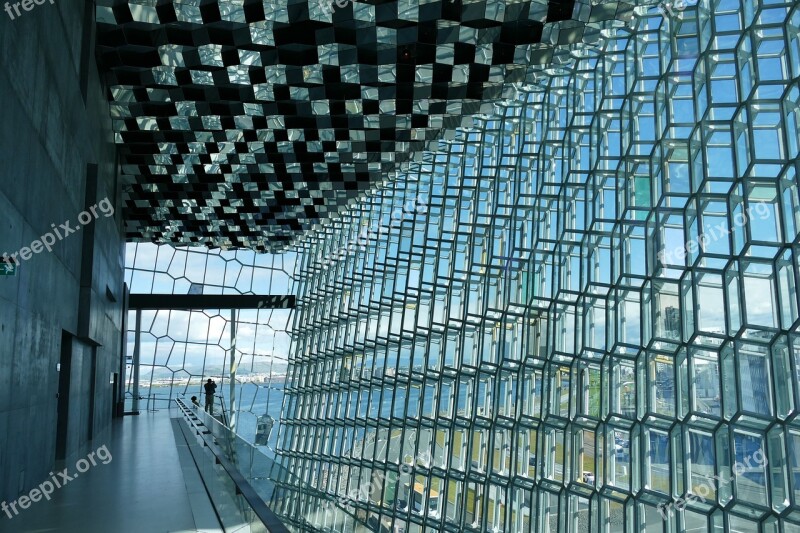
[{"x1": 0, "y1": 0, "x2": 124, "y2": 506}]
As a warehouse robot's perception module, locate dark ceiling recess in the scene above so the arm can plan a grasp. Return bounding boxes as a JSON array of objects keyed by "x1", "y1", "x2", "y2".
[{"x1": 95, "y1": 0, "x2": 632, "y2": 252}]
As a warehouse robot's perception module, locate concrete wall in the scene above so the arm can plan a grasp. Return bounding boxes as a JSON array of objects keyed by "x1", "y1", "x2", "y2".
[{"x1": 0, "y1": 0, "x2": 123, "y2": 504}]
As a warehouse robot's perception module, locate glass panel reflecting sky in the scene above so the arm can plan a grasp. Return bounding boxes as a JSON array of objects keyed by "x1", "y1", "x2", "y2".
[
  {"x1": 120, "y1": 1, "x2": 800, "y2": 530},
  {"x1": 271, "y1": 2, "x2": 800, "y2": 532},
  {"x1": 124, "y1": 243, "x2": 295, "y2": 451}
]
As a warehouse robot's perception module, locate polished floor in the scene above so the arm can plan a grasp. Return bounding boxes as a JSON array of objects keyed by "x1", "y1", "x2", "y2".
[{"x1": 0, "y1": 409, "x2": 223, "y2": 533}]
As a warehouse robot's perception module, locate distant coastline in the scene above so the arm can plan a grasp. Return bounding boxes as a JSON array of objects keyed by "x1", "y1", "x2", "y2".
[{"x1": 144, "y1": 373, "x2": 288, "y2": 388}]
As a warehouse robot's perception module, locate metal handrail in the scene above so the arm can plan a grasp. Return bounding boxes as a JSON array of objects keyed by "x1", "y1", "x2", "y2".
[
  {"x1": 215, "y1": 393, "x2": 229, "y2": 427},
  {"x1": 177, "y1": 398, "x2": 375, "y2": 532},
  {"x1": 175, "y1": 398, "x2": 290, "y2": 533}
]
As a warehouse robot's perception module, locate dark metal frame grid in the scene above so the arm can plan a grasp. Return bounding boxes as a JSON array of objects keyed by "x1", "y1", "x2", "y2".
[
  {"x1": 124, "y1": 243, "x2": 294, "y2": 452},
  {"x1": 274, "y1": 1, "x2": 800, "y2": 532}
]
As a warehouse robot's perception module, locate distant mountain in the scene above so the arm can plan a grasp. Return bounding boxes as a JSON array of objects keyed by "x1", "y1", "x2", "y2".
[{"x1": 139, "y1": 361, "x2": 289, "y2": 380}]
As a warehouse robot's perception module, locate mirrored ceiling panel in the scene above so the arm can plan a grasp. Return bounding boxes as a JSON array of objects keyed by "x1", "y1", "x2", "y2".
[{"x1": 96, "y1": 0, "x2": 635, "y2": 251}]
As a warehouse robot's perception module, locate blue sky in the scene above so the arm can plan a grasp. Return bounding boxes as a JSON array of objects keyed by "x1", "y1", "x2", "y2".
[{"x1": 125, "y1": 243, "x2": 295, "y2": 373}]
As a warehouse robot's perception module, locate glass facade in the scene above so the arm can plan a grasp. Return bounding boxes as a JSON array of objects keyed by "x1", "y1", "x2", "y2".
[
  {"x1": 275, "y1": 2, "x2": 800, "y2": 532},
  {"x1": 124, "y1": 243, "x2": 296, "y2": 450}
]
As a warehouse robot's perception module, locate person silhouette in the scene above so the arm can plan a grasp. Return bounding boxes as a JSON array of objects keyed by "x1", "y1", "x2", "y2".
[{"x1": 203, "y1": 379, "x2": 217, "y2": 414}]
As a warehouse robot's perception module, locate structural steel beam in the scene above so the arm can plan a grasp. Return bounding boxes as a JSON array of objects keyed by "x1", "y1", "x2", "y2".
[{"x1": 128, "y1": 294, "x2": 295, "y2": 310}]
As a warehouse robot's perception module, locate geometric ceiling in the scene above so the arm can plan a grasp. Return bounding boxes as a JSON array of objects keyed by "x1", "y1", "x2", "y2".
[{"x1": 96, "y1": 0, "x2": 635, "y2": 252}]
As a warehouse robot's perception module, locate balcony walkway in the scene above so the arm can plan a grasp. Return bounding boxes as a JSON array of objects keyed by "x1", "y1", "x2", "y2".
[{"x1": 5, "y1": 409, "x2": 222, "y2": 533}]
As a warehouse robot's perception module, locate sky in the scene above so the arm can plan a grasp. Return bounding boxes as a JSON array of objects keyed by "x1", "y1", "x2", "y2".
[{"x1": 125, "y1": 242, "x2": 295, "y2": 375}]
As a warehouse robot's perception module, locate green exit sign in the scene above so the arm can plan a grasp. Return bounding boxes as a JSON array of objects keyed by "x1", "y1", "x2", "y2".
[{"x1": 1, "y1": 260, "x2": 16, "y2": 276}]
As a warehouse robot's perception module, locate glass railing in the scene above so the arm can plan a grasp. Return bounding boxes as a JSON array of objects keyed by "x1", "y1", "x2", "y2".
[
  {"x1": 176, "y1": 399, "x2": 371, "y2": 532},
  {"x1": 175, "y1": 398, "x2": 288, "y2": 532}
]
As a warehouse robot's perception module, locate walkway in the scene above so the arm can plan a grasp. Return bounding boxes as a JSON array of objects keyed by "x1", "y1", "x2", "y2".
[{"x1": 2, "y1": 409, "x2": 222, "y2": 533}]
